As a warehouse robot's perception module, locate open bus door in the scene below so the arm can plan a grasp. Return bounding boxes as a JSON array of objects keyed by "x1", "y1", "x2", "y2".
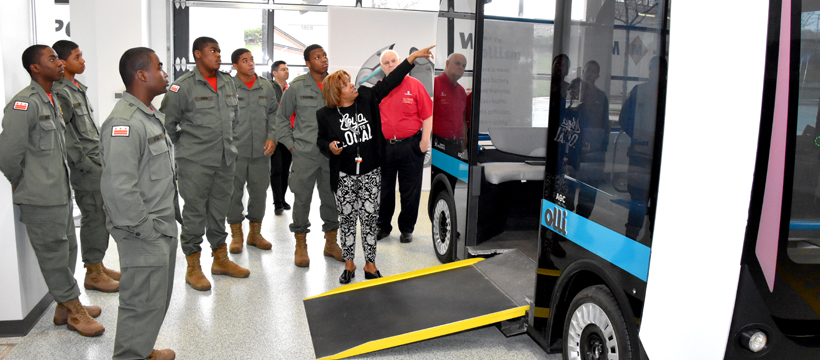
[{"x1": 428, "y1": 2, "x2": 551, "y2": 265}]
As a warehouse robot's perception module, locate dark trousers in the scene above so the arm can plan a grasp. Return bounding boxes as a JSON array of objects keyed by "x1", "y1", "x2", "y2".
[
  {"x1": 625, "y1": 156, "x2": 651, "y2": 240},
  {"x1": 270, "y1": 143, "x2": 292, "y2": 208},
  {"x1": 378, "y1": 137, "x2": 424, "y2": 234}
]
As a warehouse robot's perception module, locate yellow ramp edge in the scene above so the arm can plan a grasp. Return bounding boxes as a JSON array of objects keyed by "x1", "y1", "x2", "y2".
[
  {"x1": 537, "y1": 268, "x2": 562, "y2": 277},
  {"x1": 305, "y1": 258, "x2": 485, "y2": 300},
  {"x1": 533, "y1": 307, "x2": 550, "y2": 318},
  {"x1": 317, "y1": 305, "x2": 530, "y2": 360}
]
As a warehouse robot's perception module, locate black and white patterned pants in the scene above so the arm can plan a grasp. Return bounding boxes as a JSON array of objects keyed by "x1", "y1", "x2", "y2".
[{"x1": 335, "y1": 168, "x2": 381, "y2": 262}]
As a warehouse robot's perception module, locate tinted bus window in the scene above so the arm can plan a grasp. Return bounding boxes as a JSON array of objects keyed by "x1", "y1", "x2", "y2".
[
  {"x1": 547, "y1": 0, "x2": 666, "y2": 244},
  {"x1": 788, "y1": 0, "x2": 820, "y2": 264}
]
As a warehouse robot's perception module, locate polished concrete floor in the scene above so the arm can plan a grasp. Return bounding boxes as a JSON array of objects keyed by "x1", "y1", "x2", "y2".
[{"x1": 1, "y1": 188, "x2": 558, "y2": 360}]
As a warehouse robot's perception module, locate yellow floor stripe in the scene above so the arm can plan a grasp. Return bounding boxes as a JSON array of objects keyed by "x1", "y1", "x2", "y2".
[
  {"x1": 533, "y1": 307, "x2": 550, "y2": 318},
  {"x1": 537, "y1": 268, "x2": 562, "y2": 277},
  {"x1": 318, "y1": 305, "x2": 529, "y2": 360},
  {"x1": 304, "y1": 258, "x2": 485, "y2": 300}
]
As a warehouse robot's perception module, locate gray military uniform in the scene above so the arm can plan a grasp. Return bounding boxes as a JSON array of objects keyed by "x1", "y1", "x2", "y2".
[
  {"x1": 160, "y1": 70, "x2": 239, "y2": 256},
  {"x1": 227, "y1": 75, "x2": 277, "y2": 224},
  {"x1": 274, "y1": 73, "x2": 338, "y2": 234},
  {"x1": 0, "y1": 80, "x2": 79, "y2": 303},
  {"x1": 100, "y1": 92, "x2": 179, "y2": 360},
  {"x1": 53, "y1": 77, "x2": 110, "y2": 265}
]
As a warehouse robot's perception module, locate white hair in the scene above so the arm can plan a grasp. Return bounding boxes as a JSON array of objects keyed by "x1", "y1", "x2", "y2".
[{"x1": 380, "y1": 50, "x2": 400, "y2": 63}]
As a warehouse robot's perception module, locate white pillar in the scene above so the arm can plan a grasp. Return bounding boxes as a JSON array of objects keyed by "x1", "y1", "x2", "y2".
[{"x1": 0, "y1": 0, "x2": 50, "y2": 324}]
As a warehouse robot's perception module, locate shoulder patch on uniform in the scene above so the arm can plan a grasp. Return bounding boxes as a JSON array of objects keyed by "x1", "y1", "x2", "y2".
[
  {"x1": 13, "y1": 101, "x2": 28, "y2": 111},
  {"x1": 112, "y1": 125, "x2": 130, "y2": 137},
  {"x1": 170, "y1": 85, "x2": 180, "y2": 92}
]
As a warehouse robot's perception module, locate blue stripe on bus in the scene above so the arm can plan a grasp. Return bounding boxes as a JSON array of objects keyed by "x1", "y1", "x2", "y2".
[
  {"x1": 789, "y1": 221, "x2": 820, "y2": 230},
  {"x1": 431, "y1": 149, "x2": 469, "y2": 183},
  {"x1": 541, "y1": 199, "x2": 651, "y2": 282}
]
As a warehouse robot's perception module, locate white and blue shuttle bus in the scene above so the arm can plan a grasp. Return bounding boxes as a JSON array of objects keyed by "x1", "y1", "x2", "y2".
[{"x1": 429, "y1": 0, "x2": 820, "y2": 358}]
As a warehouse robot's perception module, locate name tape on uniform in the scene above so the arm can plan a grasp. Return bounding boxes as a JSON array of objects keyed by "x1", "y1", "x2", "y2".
[
  {"x1": 13, "y1": 101, "x2": 28, "y2": 111},
  {"x1": 170, "y1": 85, "x2": 180, "y2": 92},
  {"x1": 112, "y1": 126, "x2": 130, "y2": 137}
]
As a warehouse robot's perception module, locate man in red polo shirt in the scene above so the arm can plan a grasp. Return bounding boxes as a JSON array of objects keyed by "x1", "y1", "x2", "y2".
[
  {"x1": 376, "y1": 50, "x2": 433, "y2": 243},
  {"x1": 432, "y1": 53, "x2": 468, "y2": 155}
]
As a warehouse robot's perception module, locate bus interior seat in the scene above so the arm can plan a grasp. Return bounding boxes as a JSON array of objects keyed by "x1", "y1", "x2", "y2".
[
  {"x1": 488, "y1": 126, "x2": 547, "y2": 158},
  {"x1": 483, "y1": 126, "x2": 547, "y2": 185}
]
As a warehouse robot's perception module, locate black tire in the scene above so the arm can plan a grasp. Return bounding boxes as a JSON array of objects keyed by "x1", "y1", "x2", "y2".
[
  {"x1": 431, "y1": 190, "x2": 457, "y2": 263},
  {"x1": 563, "y1": 285, "x2": 633, "y2": 360}
]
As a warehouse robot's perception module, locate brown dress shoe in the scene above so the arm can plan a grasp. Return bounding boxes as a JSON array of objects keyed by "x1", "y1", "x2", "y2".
[
  {"x1": 84, "y1": 262, "x2": 119, "y2": 292},
  {"x1": 101, "y1": 262, "x2": 121, "y2": 281},
  {"x1": 147, "y1": 349, "x2": 176, "y2": 360},
  {"x1": 247, "y1": 221, "x2": 272, "y2": 250},
  {"x1": 211, "y1": 244, "x2": 250, "y2": 278},
  {"x1": 53, "y1": 303, "x2": 100, "y2": 325},
  {"x1": 294, "y1": 233, "x2": 309, "y2": 267},
  {"x1": 60, "y1": 298, "x2": 105, "y2": 337},
  {"x1": 185, "y1": 252, "x2": 211, "y2": 291},
  {"x1": 229, "y1": 222, "x2": 244, "y2": 253},
  {"x1": 323, "y1": 230, "x2": 344, "y2": 262}
]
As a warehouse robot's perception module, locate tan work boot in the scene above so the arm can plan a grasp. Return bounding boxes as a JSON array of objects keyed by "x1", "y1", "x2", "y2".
[
  {"x1": 148, "y1": 349, "x2": 176, "y2": 360},
  {"x1": 323, "y1": 229, "x2": 344, "y2": 262},
  {"x1": 185, "y1": 252, "x2": 211, "y2": 291},
  {"x1": 100, "y1": 262, "x2": 121, "y2": 281},
  {"x1": 294, "y1": 233, "x2": 309, "y2": 267},
  {"x1": 60, "y1": 298, "x2": 105, "y2": 337},
  {"x1": 84, "y1": 262, "x2": 119, "y2": 292},
  {"x1": 53, "y1": 302, "x2": 100, "y2": 325},
  {"x1": 211, "y1": 244, "x2": 250, "y2": 278},
  {"x1": 247, "y1": 221, "x2": 272, "y2": 250},
  {"x1": 229, "y1": 222, "x2": 244, "y2": 254}
]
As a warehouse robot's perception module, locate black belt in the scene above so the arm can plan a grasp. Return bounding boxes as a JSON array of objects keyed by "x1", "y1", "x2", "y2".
[{"x1": 387, "y1": 131, "x2": 422, "y2": 145}]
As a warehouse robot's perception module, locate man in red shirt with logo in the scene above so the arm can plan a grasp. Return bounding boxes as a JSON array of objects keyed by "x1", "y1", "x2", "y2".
[
  {"x1": 432, "y1": 53, "x2": 468, "y2": 155},
  {"x1": 376, "y1": 50, "x2": 433, "y2": 243}
]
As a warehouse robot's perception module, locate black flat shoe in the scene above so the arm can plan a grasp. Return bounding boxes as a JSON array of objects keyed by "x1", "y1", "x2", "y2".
[
  {"x1": 376, "y1": 229, "x2": 390, "y2": 241},
  {"x1": 282, "y1": 202, "x2": 291, "y2": 210},
  {"x1": 339, "y1": 270, "x2": 355, "y2": 284},
  {"x1": 274, "y1": 207, "x2": 284, "y2": 215},
  {"x1": 364, "y1": 270, "x2": 382, "y2": 279}
]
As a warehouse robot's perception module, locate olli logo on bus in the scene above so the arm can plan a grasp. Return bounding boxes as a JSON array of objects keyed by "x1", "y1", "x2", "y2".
[{"x1": 544, "y1": 206, "x2": 568, "y2": 236}]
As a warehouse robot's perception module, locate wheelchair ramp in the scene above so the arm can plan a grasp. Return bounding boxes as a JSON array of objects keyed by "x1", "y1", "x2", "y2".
[{"x1": 303, "y1": 251, "x2": 533, "y2": 359}]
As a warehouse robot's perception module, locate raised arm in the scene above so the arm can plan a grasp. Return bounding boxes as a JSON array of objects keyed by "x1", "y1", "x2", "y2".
[{"x1": 372, "y1": 45, "x2": 435, "y2": 101}]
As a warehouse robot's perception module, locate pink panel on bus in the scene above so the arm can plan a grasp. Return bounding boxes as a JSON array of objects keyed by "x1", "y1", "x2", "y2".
[{"x1": 756, "y1": 0, "x2": 790, "y2": 292}]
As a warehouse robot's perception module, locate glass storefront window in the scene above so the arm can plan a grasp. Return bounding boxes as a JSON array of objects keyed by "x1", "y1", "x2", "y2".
[
  {"x1": 485, "y1": 0, "x2": 556, "y2": 21},
  {"x1": 188, "y1": 7, "x2": 268, "y2": 64}
]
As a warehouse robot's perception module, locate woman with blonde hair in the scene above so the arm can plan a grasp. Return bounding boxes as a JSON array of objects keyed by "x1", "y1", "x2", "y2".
[{"x1": 317, "y1": 45, "x2": 434, "y2": 284}]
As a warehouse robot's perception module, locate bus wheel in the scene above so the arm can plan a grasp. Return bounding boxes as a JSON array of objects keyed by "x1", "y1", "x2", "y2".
[
  {"x1": 432, "y1": 191, "x2": 456, "y2": 263},
  {"x1": 563, "y1": 285, "x2": 632, "y2": 360}
]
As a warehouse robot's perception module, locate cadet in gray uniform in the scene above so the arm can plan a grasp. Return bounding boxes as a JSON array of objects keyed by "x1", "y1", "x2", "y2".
[
  {"x1": 0, "y1": 45, "x2": 104, "y2": 337},
  {"x1": 160, "y1": 37, "x2": 249, "y2": 291},
  {"x1": 275, "y1": 44, "x2": 343, "y2": 267},
  {"x1": 101, "y1": 47, "x2": 176, "y2": 360},
  {"x1": 52, "y1": 40, "x2": 120, "y2": 293},
  {"x1": 227, "y1": 48, "x2": 276, "y2": 253}
]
